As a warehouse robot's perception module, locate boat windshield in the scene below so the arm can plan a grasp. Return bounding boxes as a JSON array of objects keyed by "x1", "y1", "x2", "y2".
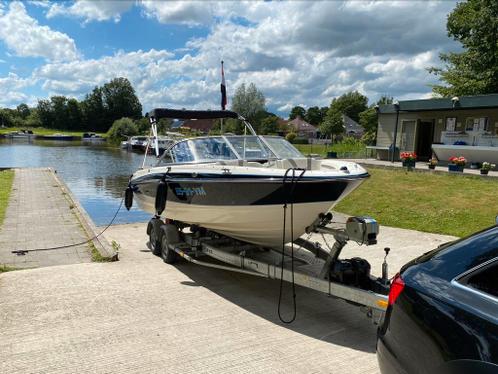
[{"x1": 161, "y1": 135, "x2": 304, "y2": 164}]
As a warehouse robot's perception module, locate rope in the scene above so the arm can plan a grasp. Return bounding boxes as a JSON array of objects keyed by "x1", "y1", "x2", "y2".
[
  {"x1": 11, "y1": 198, "x2": 123, "y2": 255},
  {"x1": 278, "y1": 168, "x2": 305, "y2": 324}
]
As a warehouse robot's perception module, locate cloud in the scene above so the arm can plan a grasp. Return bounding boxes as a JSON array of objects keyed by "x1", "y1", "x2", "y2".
[
  {"x1": 47, "y1": 0, "x2": 134, "y2": 23},
  {"x1": 0, "y1": 72, "x2": 33, "y2": 107},
  {"x1": 140, "y1": 1, "x2": 215, "y2": 26},
  {"x1": 0, "y1": 2, "x2": 78, "y2": 62}
]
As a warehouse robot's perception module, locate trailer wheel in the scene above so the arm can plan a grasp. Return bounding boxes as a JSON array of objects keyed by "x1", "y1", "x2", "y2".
[
  {"x1": 148, "y1": 218, "x2": 163, "y2": 256},
  {"x1": 160, "y1": 224, "x2": 180, "y2": 264}
]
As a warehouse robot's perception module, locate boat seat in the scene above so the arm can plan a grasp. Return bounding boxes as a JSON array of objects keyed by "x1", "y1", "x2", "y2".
[{"x1": 276, "y1": 158, "x2": 321, "y2": 170}]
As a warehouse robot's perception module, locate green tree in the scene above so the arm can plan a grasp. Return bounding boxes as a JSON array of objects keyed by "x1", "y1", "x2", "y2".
[
  {"x1": 36, "y1": 99, "x2": 54, "y2": 128},
  {"x1": 107, "y1": 117, "x2": 138, "y2": 144},
  {"x1": 289, "y1": 106, "x2": 306, "y2": 120},
  {"x1": 231, "y1": 83, "x2": 266, "y2": 131},
  {"x1": 259, "y1": 115, "x2": 279, "y2": 134},
  {"x1": 102, "y1": 77, "x2": 142, "y2": 125},
  {"x1": 50, "y1": 96, "x2": 69, "y2": 130},
  {"x1": 16, "y1": 103, "x2": 30, "y2": 119},
  {"x1": 305, "y1": 106, "x2": 325, "y2": 126},
  {"x1": 320, "y1": 91, "x2": 368, "y2": 138},
  {"x1": 25, "y1": 110, "x2": 42, "y2": 127},
  {"x1": 66, "y1": 98, "x2": 83, "y2": 130},
  {"x1": 358, "y1": 96, "x2": 393, "y2": 141},
  {"x1": 319, "y1": 110, "x2": 344, "y2": 138},
  {"x1": 81, "y1": 87, "x2": 106, "y2": 132},
  {"x1": 429, "y1": 0, "x2": 498, "y2": 96}
]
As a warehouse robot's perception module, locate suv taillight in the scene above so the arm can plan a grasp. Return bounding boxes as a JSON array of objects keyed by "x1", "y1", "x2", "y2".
[{"x1": 388, "y1": 273, "x2": 405, "y2": 306}]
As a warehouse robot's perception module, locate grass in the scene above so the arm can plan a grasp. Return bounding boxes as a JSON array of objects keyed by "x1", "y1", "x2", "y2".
[
  {"x1": 335, "y1": 167, "x2": 498, "y2": 238},
  {"x1": 0, "y1": 264, "x2": 19, "y2": 273},
  {"x1": 89, "y1": 242, "x2": 114, "y2": 262},
  {"x1": 0, "y1": 169, "x2": 14, "y2": 228},
  {"x1": 0, "y1": 127, "x2": 106, "y2": 137},
  {"x1": 294, "y1": 142, "x2": 367, "y2": 158}
]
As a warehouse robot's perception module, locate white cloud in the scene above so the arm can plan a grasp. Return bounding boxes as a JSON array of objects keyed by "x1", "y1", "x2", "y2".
[
  {"x1": 0, "y1": 2, "x2": 78, "y2": 62},
  {"x1": 140, "y1": 1, "x2": 214, "y2": 26},
  {"x1": 0, "y1": 72, "x2": 33, "y2": 107},
  {"x1": 47, "y1": 1, "x2": 134, "y2": 23}
]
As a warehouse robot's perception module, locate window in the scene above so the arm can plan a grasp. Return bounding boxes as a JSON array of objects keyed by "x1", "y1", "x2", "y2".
[
  {"x1": 465, "y1": 117, "x2": 488, "y2": 131},
  {"x1": 445, "y1": 117, "x2": 456, "y2": 131},
  {"x1": 465, "y1": 261, "x2": 498, "y2": 298}
]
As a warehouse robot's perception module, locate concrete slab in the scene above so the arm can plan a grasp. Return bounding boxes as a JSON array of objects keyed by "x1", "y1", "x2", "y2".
[
  {"x1": 0, "y1": 220, "x2": 457, "y2": 373},
  {"x1": 0, "y1": 168, "x2": 92, "y2": 268}
]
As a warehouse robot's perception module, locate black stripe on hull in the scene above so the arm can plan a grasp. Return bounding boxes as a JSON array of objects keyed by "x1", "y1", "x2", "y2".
[{"x1": 133, "y1": 177, "x2": 351, "y2": 206}]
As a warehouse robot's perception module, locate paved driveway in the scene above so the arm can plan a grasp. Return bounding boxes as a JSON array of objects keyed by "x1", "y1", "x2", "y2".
[{"x1": 0, "y1": 222, "x2": 456, "y2": 374}]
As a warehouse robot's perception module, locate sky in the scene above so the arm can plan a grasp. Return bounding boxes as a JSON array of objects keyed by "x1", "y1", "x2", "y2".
[{"x1": 0, "y1": 0, "x2": 458, "y2": 117}]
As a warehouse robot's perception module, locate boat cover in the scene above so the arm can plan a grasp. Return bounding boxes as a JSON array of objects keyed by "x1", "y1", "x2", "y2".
[{"x1": 148, "y1": 108, "x2": 239, "y2": 120}]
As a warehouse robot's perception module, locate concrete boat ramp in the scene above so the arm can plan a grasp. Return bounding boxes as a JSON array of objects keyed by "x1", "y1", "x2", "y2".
[{"x1": 0, "y1": 168, "x2": 456, "y2": 373}]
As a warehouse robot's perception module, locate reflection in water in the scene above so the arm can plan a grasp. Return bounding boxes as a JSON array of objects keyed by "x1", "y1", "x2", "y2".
[{"x1": 0, "y1": 139, "x2": 156, "y2": 226}]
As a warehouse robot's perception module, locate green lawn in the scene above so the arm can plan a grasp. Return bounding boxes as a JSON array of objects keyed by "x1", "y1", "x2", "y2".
[
  {"x1": 0, "y1": 169, "x2": 14, "y2": 227},
  {"x1": 0, "y1": 127, "x2": 106, "y2": 137},
  {"x1": 335, "y1": 167, "x2": 498, "y2": 238},
  {"x1": 294, "y1": 142, "x2": 367, "y2": 158}
]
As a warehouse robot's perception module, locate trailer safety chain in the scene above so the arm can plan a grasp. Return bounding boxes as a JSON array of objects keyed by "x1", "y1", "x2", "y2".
[
  {"x1": 278, "y1": 168, "x2": 305, "y2": 324},
  {"x1": 11, "y1": 197, "x2": 124, "y2": 255}
]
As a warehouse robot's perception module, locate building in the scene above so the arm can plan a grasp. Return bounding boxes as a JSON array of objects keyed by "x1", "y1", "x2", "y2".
[
  {"x1": 372, "y1": 94, "x2": 498, "y2": 162},
  {"x1": 287, "y1": 116, "x2": 318, "y2": 138},
  {"x1": 342, "y1": 114, "x2": 364, "y2": 138},
  {"x1": 180, "y1": 118, "x2": 215, "y2": 134}
]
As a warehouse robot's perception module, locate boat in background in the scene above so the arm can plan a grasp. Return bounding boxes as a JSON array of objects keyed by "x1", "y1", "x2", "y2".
[
  {"x1": 40, "y1": 134, "x2": 77, "y2": 141},
  {"x1": 129, "y1": 109, "x2": 369, "y2": 248},
  {"x1": 6, "y1": 130, "x2": 36, "y2": 140},
  {"x1": 82, "y1": 133, "x2": 106, "y2": 142}
]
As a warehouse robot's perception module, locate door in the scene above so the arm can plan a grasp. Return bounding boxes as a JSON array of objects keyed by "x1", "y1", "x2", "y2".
[
  {"x1": 416, "y1": 120, "x2": 435, "y2": 161},
  {"x1": 400, "y1": 120, "x2": 417, "y2": 152}
]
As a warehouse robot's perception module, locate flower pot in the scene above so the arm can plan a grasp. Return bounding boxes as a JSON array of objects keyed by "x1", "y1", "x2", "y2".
[
  {"x1": 448, "y1": 164, "x2": 464, "y2": 172},
  {"x1": 480, "y1": 169, "x2": 489, "y2": 175},
  {"x1": 428, "y1": 165, "x2": 436, "y2": 170},
  {"x1": 402, "y1": 160, "x2": 416, "y2": 168}
]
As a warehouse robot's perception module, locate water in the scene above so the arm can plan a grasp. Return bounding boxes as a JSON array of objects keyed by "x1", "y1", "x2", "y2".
[{"x1": 0, "y1": 138, "x2": 154, "y2": 226}]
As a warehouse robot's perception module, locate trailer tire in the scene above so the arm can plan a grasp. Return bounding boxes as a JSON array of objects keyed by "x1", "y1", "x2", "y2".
[
  {"x1": 160, "y1": 224, "x2": 180, "y2": 264},
  {"x1": 148, "y1": 218, "x2": 163, "y2": 256}
]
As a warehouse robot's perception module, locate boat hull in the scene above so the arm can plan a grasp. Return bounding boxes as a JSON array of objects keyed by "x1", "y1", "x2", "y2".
[{"x1": 131, "y1": 174, "x2": 364, "y2": 247}]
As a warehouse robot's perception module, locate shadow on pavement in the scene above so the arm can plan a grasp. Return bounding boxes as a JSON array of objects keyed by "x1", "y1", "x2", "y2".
[{"x1": 173, "y1": 260, "x2": 378, "y2": 354}]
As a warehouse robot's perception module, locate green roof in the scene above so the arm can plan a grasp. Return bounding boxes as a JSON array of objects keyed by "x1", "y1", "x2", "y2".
[{"x1": 379, "y1": 93, "x2": 498, "y2": 113}]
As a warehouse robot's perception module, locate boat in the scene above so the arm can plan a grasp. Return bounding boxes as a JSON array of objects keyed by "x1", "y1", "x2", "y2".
[
  {"x1": 41, "y1": 134, "x2": 77, "y2": 141},
  {"x1": 129, "y1": 136, "x2": 149, "y2": 151},
  {"x1": 6, "y1": 130, "x2": 36, "y2": 140},
  {"x1": 128, "y1": 109, "x2": 369, "y2": 248},
  {"x1": 82, "y1": 133, "x2": 106, "y2": 142}
]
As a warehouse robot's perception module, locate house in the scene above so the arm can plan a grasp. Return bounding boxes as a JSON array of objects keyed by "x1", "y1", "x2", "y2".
[
  {"x1": 287, "y1": 116, "x2": 317, "y2": 138},
  {"x1": 372, "y1": 94, "x2": 498, "y2": 162},
  {"x1": 180, "y1": 118, "x2": 215, "y2": 134},
  {"x1": 342, "y1": 114, "x2": 364, "y2": 138}
]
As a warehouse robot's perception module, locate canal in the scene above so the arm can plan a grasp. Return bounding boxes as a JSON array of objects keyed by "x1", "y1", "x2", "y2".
[{"x1": 0, "y1": 139, "x2": 154, "y2": 226}]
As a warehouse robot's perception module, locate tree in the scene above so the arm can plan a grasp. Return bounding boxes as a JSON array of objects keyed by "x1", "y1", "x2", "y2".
[
  {"x1": 429, "y1": 0, "x2": 498, "y2": 96},
  {"x1": 358, "y1": 96, "x2": 393, "y2": 137},
  {"x1": 320, "y1": 91, "x2": 368, "y2": 138},
  {"x1": 231, "y1": 83, "x2": 266, "y2": 131},
  {"x1": 37, "y1": 99, "x2": 54, "y2": 128},
  {"x1": 102, "y1": 77, "x2": 142, "y2": 125},
  {"x1": 319, "y1": 110, "x2": 344, "y2": 138},
  {"x1": 107, "y1": 117, "x2": 138, "y2": 144},
  {"x1": 289, "y1": 106, "x2": 306, "y2": 120},
  {"x1": 16, "y1": 103, "x2": 30, "y2": 119},
  {"x1": 81, "y1": 87, "x2": 106, "y2": 132},
  {"x1": 305, "y1": 106, "x2": 325, "y2": 126},
  {"x1": 50, "y1": 96, "x2": 69, "y2": 130},
  {"x1": 66, "y1": 98, "x2": 83, "y2": 130},
  {"x1": 259, "y1": 116, "x2": 279, "y2": 134}
]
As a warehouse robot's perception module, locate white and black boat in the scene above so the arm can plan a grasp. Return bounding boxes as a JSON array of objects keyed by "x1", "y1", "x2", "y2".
[{"x1": 128, "y1": 109, "x2": 369, "y2": 248}]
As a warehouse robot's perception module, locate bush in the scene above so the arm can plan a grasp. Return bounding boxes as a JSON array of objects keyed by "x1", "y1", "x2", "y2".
[
  {"x1": 107, "y1": 118, "x2": 138, "y2": 144},
  {"x1": 291, "y1": 138, "x2": 309, "y2": 144},
  {"x1": 285, "y1": 132, "x2": 297, "y2": 142}
]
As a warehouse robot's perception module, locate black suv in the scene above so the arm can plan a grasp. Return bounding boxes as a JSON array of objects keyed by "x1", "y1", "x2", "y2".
[{"x1": 377, "y1": 226, "x2": 498, "y2": 374}]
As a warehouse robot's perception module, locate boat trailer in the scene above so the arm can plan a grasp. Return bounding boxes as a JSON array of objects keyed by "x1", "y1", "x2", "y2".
[{"x1": 146, "y1": 213, "x2": 391, "y2": 324}]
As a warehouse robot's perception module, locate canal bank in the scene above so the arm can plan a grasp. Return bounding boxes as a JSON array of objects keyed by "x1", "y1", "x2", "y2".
[{"x1": 0, "y1": 168, "x2": 116, "y2": 269}]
